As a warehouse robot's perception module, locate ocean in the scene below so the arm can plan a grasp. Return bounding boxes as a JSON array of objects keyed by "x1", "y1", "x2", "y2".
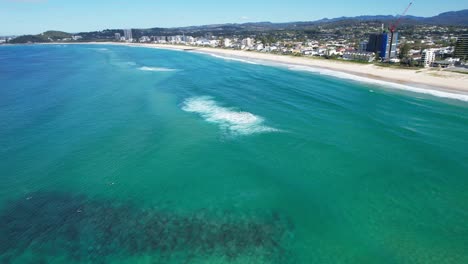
[{"x1": 0, "y1": 44, "x2": 467, "y2": 263}]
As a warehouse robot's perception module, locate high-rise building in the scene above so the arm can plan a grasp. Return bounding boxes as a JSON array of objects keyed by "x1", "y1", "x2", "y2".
[
  {"x1": 358, "y1": 41, "x2": 368, "y2": 52},
  {"x1": 224, "y1": 38, "x2": 232, "y2": 47},
  {"x1": 366, "y1": 32, "x2": 399, "y2": 59},
  {"x1": 123, "y1": 29, "x2": 133, "y2": 42},
  {"x1": 242, "y1": 38, "x2": 253, "y2": 48},
  {"x1": 115, "y1": 33, "x2": 121, "y2": 41},
  {"x1": 454, "y1": 34, "x2": 468, "y2": 61},
  {"x1": 421, "y1": 49, "x2": 436, "y2": 68}
]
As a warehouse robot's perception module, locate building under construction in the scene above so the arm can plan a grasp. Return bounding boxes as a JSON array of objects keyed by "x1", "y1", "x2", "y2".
[
  {"x1": 366, "y1": 1, "x2": 411, "y2": 61},
  {"x1": 366, "y1": 32, "x2": 399, "y2": 60},
  {"x1": 454, "y1": 34, "x2": 468, "y2": 62}
]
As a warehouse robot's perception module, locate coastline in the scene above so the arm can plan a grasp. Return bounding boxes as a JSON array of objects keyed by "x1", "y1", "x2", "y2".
[{"x1": 31, "y1": 42, "x2": 468, "y2": 101}]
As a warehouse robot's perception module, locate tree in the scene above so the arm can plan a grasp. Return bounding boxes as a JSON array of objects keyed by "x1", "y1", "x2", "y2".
[{"x1": 399, "y1": 43, "x2": 411, "y2": 60}]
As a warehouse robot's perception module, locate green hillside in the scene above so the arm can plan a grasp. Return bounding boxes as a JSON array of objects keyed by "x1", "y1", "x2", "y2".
[{"x1": 10, "y1": 31, "x2": 72, "y2": 44}]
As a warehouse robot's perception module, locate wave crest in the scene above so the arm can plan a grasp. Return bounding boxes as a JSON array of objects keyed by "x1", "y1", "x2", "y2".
[
  {"x1": 287, "y1": 65, "x2": 468, "y2": 102},
  {"x1": 182, "y1": 96, "x2": 278, "y2": 135},
  {"x1": 191, "y1": 52, "x2": 259, "y2": 65},
  {"x1": 139, "y1": 66, "x2": 177, "y2": 72}
]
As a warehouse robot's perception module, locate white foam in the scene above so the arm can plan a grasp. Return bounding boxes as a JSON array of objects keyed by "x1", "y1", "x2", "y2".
[
  {"x1": 191, "y1": 52, "x2": 259, "y2": 65},
  {"x1": 88, "y1": 48, "x2": 109, "y2": 51},
  {"x1": 190, "y1": 50, "x2": 468, "y2": 102},
  {"x1": 211, "y1": 54, "x2": 259, "y2": 65},
  {"x1": 182, "y1": 96, "x2": 279, "y2": 135},
  {"x1": 139, "y1": 66, "x2": 177, "y2": 72},
  {"x1": 285, "y1": 65, "x2": 468, "y2": 102}
]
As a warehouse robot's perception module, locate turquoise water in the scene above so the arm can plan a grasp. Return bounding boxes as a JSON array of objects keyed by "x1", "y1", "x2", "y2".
[{"x1": 0, "y1": 44, "x2": 467, "y2": 263}]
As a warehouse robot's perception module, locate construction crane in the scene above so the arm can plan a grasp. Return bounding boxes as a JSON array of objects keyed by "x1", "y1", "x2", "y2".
[{"x1": 387, "y1": 1, "x2": 413, "y2": 60}]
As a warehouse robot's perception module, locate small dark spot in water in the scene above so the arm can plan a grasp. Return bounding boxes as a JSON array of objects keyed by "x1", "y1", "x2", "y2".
[{"x1": 0, "y1": 192, "x2": 294, "y2": 263}]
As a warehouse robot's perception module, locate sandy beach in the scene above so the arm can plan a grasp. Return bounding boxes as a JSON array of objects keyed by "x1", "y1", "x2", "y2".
[{"x1": 44, "y1": 42, "x2": 468, "y2": 99}]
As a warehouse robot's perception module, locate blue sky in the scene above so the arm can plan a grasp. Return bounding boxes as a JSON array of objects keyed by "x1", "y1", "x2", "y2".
[{"x1": 1, "y1": 0, "x2": 466, "y2": 35}]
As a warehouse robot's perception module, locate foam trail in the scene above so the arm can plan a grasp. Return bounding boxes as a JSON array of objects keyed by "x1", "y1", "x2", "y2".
[
  {"x1": 210, "y1": 54, "x2": 259, "y2": 65},
  {"x1": 286, "y1": 65, "x2": 468, "y2": 102},
  {"x1": 139, "y1": 66, "x2": 177, "y2": 72},
  {"x1": 182, "y1": 96, "x2": 278, "y2": 135},
  {"x1": 191, "y1": 52, "x2": 259, "y2": 65},
  {"x1": 88, "y1": 48, "x2": 109, "y2": 51}
]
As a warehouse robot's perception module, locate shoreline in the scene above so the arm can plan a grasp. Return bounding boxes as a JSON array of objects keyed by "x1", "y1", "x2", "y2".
[{"x1": 15, "y1": 42, "x2": 468, "y2": 101}]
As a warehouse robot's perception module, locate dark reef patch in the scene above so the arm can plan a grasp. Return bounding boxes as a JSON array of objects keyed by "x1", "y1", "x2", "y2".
[{"x1": 0, "y1": 192, "x2": 294, "y2": 263}]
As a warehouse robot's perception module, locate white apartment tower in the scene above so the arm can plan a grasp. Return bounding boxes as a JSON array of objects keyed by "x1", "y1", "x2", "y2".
[
  {"x1": 422, "y1": 49, "x2": 436, "y2": 67},
  {"x1": 224, "y1": 38, "x2": 232, "y2": 47},
  {"x1": 242, "y1": 38, "x2": 253, "y2": 48},
  {"x1": 123, "y1": 29, "x2": 133, "y2": 42}
]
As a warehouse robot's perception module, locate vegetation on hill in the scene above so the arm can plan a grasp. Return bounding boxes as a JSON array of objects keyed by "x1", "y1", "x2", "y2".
[
  {"x1": 9, "y1": 31, "x2": 72, "y2": 43},
  {"x1": 41, "y1": 31, "x2": 72, "y2": 39},
  {"x1": 9, "y1": 35, "x2": 49, "y2": 44}
]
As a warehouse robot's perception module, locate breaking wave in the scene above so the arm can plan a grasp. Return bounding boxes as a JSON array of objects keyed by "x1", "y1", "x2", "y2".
[
  {"x1": 182, "y1": 96, "x2": 279, "y2": 135},
  {"x1": 194, "y1": 50, "x2": 468, "y2": 102},
  {"x1": 88, "y1": 48, "x2": 109, "y2": 52},
  {"x1": 139, "y1": 66, "x2": 177, "y2": 72},
  {"x1": 191, "y1": 52, "x2": 259, "y2": 65},
  {"x1": 287, "y1": 65, "x2": 468, "y2": 102},
  {"x1": 210, "y1": 54, "x2": 259, "y2": 65}
]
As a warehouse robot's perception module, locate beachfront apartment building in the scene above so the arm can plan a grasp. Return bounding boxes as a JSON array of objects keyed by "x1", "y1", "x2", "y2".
[
  {"x1": 421, "y1": 49, "x2": 436, "y2": 67},
  {"x1": 224, "y1": 38, "x2": 232, "y2": 48},
  {"x1": 242, "y1": 38, "x2": 253, "y2": 49},
  {"x1": 358, "y1": 41, "x2": 368, "y2": 52},
  {"x1": 139, "y1": 36, "x2": 151, "y2": 43},
  {"x1": 343, "y1": 51, "x2": 376, "y2": 62},
  {"x1": 454, "y1": 34, "x2": 468, "y2": 61},
  {"x1": 153, "y1": 36, "x2": 167, "y2": 43},
  {"x1": 123, "y1": 29, "x2": 133, "y2": 42}
]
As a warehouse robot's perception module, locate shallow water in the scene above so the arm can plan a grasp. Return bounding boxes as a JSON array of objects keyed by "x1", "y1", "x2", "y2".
[{"x1": 0, "y1": 44, "x2": 467, "y2": 263}]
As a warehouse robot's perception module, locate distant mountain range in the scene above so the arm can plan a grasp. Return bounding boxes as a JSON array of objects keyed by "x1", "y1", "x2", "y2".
[
  {"x1": 7, "y1": 10, "x2": 468, "y2": 43},
  {"x1": 312, "y1": 9, "x2": 468, "y2": 26},
  {"x1": 172, "y1": 9, "x2": 468, "y2": 32},
  {"x1": 126, "y1": 9, "x2": 468, "y2": 37}
]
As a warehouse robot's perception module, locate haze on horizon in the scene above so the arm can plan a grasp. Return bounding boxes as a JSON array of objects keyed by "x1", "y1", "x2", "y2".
[{"x1": 1, "y1": 0, "x2": 466, "y2": 35}]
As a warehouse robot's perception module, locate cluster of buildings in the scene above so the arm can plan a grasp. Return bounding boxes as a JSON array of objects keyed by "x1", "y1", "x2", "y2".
[
  {"x1": 409, "y1": 34, "x2": 467, "y2": 68},
  {"x1": 58, "y1": 35, "x2": 83, "y2": 41},
  {"x1": 120, "y1": 30, "x2": 378, "y2": 61},
  {"x1": 0, "y1": 36, "x2": 15, "y2": 43},
  {"x1": 117, "y1": 29, "x2": 467, "y2": 68},
  {"x1": 115, "y1": 29, "x2": 133, "y2": 42}
]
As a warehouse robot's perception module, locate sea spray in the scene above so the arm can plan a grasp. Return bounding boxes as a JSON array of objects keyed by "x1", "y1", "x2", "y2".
[{"x1": 182, "y1": 96, "x2": 279, "y2": 135}]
